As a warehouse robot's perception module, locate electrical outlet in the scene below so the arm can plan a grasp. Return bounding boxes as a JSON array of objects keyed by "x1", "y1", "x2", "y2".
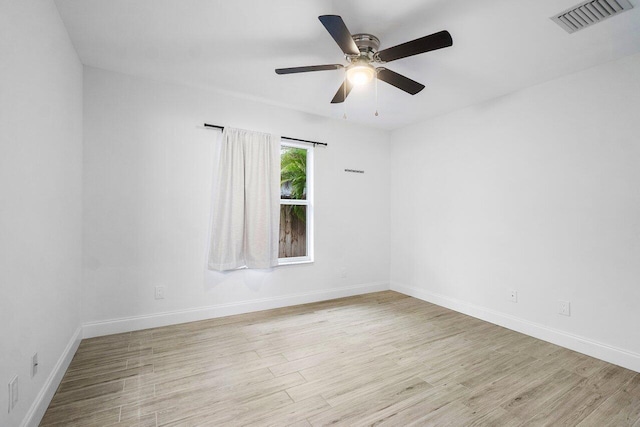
[
  {"x1": 31, "y1": 353, "x2": 38, "y2": 378},
  {"x1": 339, "y1": 267, "x2": 347, "y2": 278},
  {"x1": 8, "y1": 375, "x2": 18, "y2": 412},
  {"x1": 154, "y1": 286, "x2": 165, "y2": 300},
  {"x1": 509, "y1": 289, "x2": 518, "y2": 303},
  {"x1": 559, "y1": 301, "x2": 571, "y2": 316}
]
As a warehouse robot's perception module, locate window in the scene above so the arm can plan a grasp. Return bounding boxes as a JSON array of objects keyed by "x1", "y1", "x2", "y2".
[{"x1": 279, "y1": 141, "x2": 313, "y2": 264}]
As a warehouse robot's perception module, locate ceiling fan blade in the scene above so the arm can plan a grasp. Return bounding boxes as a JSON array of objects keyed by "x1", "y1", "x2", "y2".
[
  {"x1": 275, "y1": 64, "x2": 344, "y2": 75},
  {"x1": 318, "y1": 15, "x2": 360, "y2": 56},
  {"x1": 376, "y1": 30, "x2": 452, "y2": 63},
  {"x1": 330, "y1": 79, "x2": 354, "y2": 104},
  {"x1": 377, "y1": 68, "x2": 425, "y2": 95}
]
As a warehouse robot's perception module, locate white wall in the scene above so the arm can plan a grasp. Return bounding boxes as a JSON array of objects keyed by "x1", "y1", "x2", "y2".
[
  {"x1": 0, "y1": 1, "x2": 83, "y2": 426},
  {"x1": 82, "y1": 67, "x2": 390, "y2": 334},
  {"x1": 390, "y1": 52, "x2": 640, "y2": 371}
]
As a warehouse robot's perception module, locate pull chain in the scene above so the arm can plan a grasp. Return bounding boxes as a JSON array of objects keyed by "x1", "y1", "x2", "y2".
[
  {"x1": 374, "y1": 70, "x2": 379, "y2": 117},
  {"x1": 343, "y1": 68, "x2": 347, "y2": 120}
]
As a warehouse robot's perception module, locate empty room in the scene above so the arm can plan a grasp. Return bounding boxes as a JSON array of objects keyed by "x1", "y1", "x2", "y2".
[{"x1": 2, "y1": 0, "x2": 640, "y2": 425}]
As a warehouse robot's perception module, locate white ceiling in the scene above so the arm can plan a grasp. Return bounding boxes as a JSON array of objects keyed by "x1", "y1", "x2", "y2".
[{"x1": 54, "y1": 0, "x2": 640, "y2": 130}]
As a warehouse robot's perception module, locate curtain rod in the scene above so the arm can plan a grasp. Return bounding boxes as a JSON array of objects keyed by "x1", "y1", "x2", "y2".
[{"x1": 204, "y1": 123, "x2": 327, "y2": 147}]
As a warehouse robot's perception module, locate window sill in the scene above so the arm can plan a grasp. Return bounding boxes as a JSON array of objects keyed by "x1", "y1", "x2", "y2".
[{"x1": 278, "y1": 257, "x2": 314, "y2": 266}]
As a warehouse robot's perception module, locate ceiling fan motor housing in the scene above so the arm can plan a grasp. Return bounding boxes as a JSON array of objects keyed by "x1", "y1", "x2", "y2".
[{"x1": 350, "y1": 33, "x2": 380, "y2": 61}]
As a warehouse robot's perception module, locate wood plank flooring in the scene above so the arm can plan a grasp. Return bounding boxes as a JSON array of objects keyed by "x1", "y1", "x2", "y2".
[{"x1": 41, "y1": 291, "x2": 640, "y2": 426}]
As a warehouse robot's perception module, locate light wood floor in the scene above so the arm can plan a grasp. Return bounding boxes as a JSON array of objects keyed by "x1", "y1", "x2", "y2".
[{"x1": 41, "y1": 291, "x2": 640, "y2": 426}]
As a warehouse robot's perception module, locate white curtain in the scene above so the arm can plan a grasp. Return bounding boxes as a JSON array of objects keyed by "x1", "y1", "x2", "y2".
[{"x1": 208, "y1": 127, "x2": 280, "y2": 271}]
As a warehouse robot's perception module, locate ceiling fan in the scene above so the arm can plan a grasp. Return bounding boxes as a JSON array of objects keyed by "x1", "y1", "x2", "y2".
[{"x1": 275, "y1": 15, "x2": 453, "y2": 104}]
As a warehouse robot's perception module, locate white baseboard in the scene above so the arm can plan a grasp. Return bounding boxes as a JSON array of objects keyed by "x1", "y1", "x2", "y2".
[
  {"x1": 83, "y1": 282, "x2": 389, "y2": 338},
  {"x1": 391, "y1": 282, "x2": 640, "y2": 373},
  {"x1": 21, "y1": 326, "x2": 82, "y2": 427}
]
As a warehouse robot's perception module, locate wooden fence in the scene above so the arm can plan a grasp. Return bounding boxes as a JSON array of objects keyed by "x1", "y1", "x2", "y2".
[{"x1": 279, "y1": 206, "x2": 306, "y2": 258}]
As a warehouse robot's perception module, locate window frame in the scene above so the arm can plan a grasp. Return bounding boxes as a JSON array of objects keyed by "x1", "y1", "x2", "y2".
[{"x1": 278, "y1": 140, "x2": 314, "y2": 265}]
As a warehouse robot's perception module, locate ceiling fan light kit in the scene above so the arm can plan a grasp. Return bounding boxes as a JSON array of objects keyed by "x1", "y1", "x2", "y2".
[
  {"x1": 275, "y1": 15, "x2": 453, "y2": 107},
  {"x1": 347, "y1": 61, "x2": 375, "y2": 85}
]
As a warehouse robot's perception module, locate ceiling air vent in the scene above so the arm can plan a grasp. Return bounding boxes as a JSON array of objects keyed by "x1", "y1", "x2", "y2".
[{"x1": 551, "y1": 0, "x2": 634, "y2": 33}]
